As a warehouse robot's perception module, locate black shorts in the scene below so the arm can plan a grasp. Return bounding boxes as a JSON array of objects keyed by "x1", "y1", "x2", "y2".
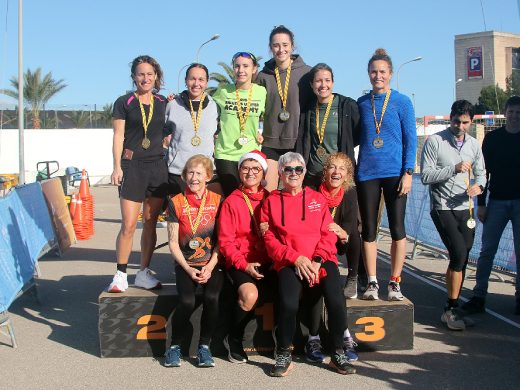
[
  {"x1": 227, "y1": 266, "x2": 278, "y2": 300},
  {"x1": 262, "y1": 146, "x2": 294, "y2": 161},
  {"x1": 430, "y1": 209, "x2": 475, "y2": 272},
  {"x1": 119, "y1": 159, "x2": 168, "y2": 202}
]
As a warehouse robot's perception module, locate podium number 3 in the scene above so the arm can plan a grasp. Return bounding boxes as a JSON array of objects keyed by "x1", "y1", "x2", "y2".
[
  {"x1": 354, "y1": 316, "x2": 385, "y2": 342},
  {"x1": 136, "y1": 315, "x2": 167, "y2": 340}
]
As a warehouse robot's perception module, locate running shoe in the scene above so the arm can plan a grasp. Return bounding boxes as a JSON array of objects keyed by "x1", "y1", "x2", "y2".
[
  {"x1": 164, "y1": 345, "x2": 181, "y2": 367},
  {"x1": 135, "y1": 268, "x2": 162, "y2": 290},
  {"x1": 441, "y1": 309, "x2": 466, "y2": 331},
  {"x1": 197, "y1": 345, "x2": 215, "y2": 367},
  {"x1": 460, "y1": 296, "x2": 485, "y2": 315},
  {"x1": 269, "y1": 348, "x2": 293, "y2": 377},
  {"x1": 225, "y1": 335, "x2": 248, "y2": 364},
  {"x1": 304, "y1": 339, "x2": 325, "y2": 363},
  {"x1": 107, "y1": 270, "x2": 128, "y2": 293},
  {"x1": 344, "y1": 277, "x2": 358, "y2": 299},
  {"x1": 343, "y1": 336, "x2": 358, "y2": 362},
  {"x1": 362, "y1": 281, "x2": 379, "y2": 300},
  {"x1": 329, "y1": 351, "x2": 356, "y2": 375},
  {"x1": 388, "y1": 281, "x2": 404, "y2": 301}
]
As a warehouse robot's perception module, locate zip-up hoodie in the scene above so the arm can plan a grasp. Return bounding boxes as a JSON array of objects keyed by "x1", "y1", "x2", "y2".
[
  {"x1": 260, "y1": 187, "x2": 337, "y2": 271},
  {"x1": 256, "y1": 55, "x2": 313, "y2": 150},
  {"x1": 218, "y1": 187, "x2": 271, "y2": 271}
]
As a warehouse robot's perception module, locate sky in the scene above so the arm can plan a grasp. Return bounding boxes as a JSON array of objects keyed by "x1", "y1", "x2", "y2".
[{"x1": 0, "y1": 0, "x2": 519, "y2": 117}]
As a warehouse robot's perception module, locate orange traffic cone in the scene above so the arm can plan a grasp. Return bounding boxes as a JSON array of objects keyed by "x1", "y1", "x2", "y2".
[
  {"x1": 79, "y1": 169, "x2": 91, "y2": 199},
  {"x1": 69, "y1": 193, "x2": 77, "y2": 218},
  {"x1": 72, "y1": 198, "x2": 89, "y2": 240}
]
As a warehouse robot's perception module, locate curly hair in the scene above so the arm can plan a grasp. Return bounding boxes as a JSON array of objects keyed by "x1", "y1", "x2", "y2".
[{"x1": 322, "y1": 152, "x2": 354, "y2": 190}]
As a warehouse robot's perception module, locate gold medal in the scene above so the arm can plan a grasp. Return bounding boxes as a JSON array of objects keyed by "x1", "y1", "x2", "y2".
[
  {"x1": 238, "y1": 136, "x2": 249, "y2": 146},
  {"x1": 136, "y1": 93, "x2": 154, "y2": 150},
  {"x1": 316, "y1": 145, "x2": 327, "y2": 158},
  {"x1": 188, "y1": 93, "x2": 205, "y2": 147},
  {"x1": 371, "y1": 90, "x2": 391, "y2": 149},
  {"x1": 189, "y1": 239, "x2": 201, "y2": 249},
  {"x1": 467, "y1": 218, "x2": 476, "y2": 229},
  {"x1": 373, "y1": 136, "x2": 384, "y2": 149},
  {"x1": 275, "y1": 61, "x2": 292, "y2": 123},
  {"x1": 279, "y1": 109, "x2": 290, "y2": 122},
  {"x1": 235, "y1": 87, "x2": 253, "y2": 146},
  {"x1": 315, "y1": 96, "x2": 334, "y2": 158}
]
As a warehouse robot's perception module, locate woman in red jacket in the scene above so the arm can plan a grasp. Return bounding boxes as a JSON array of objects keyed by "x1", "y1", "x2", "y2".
[
  {"x1": 218, "y1": 150, "x2": 273, "y2": 364},
  {"x1": 261, "y1": 152, "x2": 355, "y2": 377}
]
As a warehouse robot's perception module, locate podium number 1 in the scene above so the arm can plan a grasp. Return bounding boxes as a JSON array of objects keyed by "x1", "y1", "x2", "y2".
[
  {"x1": 136, "y1": 315, "x2": 167, "y2": 340},
  {"x1": 354, "y1": 316, "x2": 385, "y2": 342}
]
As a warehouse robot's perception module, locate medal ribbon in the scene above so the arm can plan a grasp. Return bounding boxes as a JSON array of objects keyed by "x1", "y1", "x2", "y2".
[
  {"x1": 136, "y1": 93, "x2": 154, "y2": 140},
  {"x1": 465, "y1": 167, "x2": 474, "y2": 220},
  {"x1": 331, "y1": 206, "x2": 337, "y2": 218},
  {"x1": 371, "y1": 90, "x2": 391, "y2": 136},
  {"x1": 183, "y1": 190, "x2": 208, "y2": 236},
  {"x1": 242, "y1": 191, "x2": 261, "y2": 237},
  {"x1": 315, "y1": 95, "x2": 334, "y2": 145},
  {"x1": 235, "y1": 87, "x2": 253, "y2": 137},
  {"x1": 188, "y1": 93, "x2": 205, "y2": 135},
  {"x1": 274, "y1": 60, "x2": 292, "y2": 111}
]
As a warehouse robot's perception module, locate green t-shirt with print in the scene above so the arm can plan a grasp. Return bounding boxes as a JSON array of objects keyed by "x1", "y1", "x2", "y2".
[{"x1": 213, "y1": 83, "x2": 267, "y2": 161}]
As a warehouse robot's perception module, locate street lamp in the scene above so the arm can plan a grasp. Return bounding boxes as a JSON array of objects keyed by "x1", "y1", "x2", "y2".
[
  {"x1": 396, "y1": 56, "x2": 423, "y2": 91},
  {"x1": 454, "y1": 78, "x2": 463, "y2": 101},
  {"x1": 195, "y1": 34, "x2": 220, "y2": 63}
]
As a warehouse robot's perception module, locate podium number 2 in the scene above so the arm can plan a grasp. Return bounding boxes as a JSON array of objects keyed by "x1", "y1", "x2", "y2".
[
  {"x1": 136, "y1": 315, "x2": 167, "y2": 340},
  {"x1": 354, "y1": 316, "x2": 385, "y2": 342}
]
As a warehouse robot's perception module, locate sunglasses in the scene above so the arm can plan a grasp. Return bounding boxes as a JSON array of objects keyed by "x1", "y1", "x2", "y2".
[
  {"x1": 240, "y1": 166, "x2": 262, "y2": 174},
  {"x1": 232, "y1": 52, "x2": 258, "y2": 65},
  {"x1": 283, "y1": 166, "x2": 305, "y2": 175}
]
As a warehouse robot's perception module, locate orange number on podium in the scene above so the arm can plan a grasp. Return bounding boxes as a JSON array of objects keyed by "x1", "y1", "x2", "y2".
[
  {"x1": 255, "y1": 303, "x2": 274, "y2": 331},
  {"x1": 136, "y1": 315, "x2": 167, "y2": 340},
  {"x1": 354, "y1": 316, "x2": 385, "y2": 342}
]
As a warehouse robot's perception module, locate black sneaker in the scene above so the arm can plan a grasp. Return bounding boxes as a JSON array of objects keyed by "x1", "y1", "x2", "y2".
[
  {"x1": 225, "y1": 335, "x2": 248, "y2": 364},
  {"x1": 269, "y1": 348, "x2": 294, "y2": 377},
  {"x1": 460, "y1": 296, "x2": 485, "y2": 315},
  {"x1": 344, "y1": 276, "x2": 358, "y2": 299},
  {"x1": 329, "y1": 351, "x2": 356, "y2": 375}
]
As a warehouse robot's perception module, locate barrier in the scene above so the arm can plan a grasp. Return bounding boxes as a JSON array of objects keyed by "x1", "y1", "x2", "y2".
[
  {"x1": 0, "y1": 182, "x2": 56, "y2": 312},
  {"x1": 380, "y1": 175, "x2": 517, "y2": 274}
]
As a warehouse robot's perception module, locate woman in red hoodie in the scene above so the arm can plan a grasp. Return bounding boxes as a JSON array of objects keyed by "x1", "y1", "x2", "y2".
[
  {"x1": 261, "y1": 152, "x2": 355, "y2": 377},
  {"x1": 218, "y1": 150, "x2": 273, "y2": 364}
]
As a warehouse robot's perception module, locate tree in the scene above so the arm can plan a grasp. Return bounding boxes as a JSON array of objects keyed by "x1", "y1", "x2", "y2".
[
  {"x1": 206, "y1": 55, "x2": 263, "y2": 95},
  {"x1": 65, "y1": 110, "x2": 90, "y2": 128},
  {"x1": 476, "y1": 84, "x2": 509, "y2": 114},
  {"x1": 0, "y1": 68, "x2": 67, "y2": 129},
  {"x1": 506, "y1": 70, "x2": 520, "y2": 96},
  {"x1": 96, "y1": 103, "x2": 113, "y2": 128}
]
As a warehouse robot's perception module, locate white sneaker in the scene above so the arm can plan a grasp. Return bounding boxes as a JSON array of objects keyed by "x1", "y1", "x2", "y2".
[
  {"x1": 135, "y1": 268, "x2": 162, "y2": 290},
  {"x1": 362, "y1": 282, "x2": 379, "y2": 300},
  {"x1": 441, "y1": 309, "x2": 466, "y2": 331},
  {"x1": 107, "y1": 270, "x2": 128, "y2": 293},
  {"x1": 388, "y1": 281, "x2": 404, "y2": 301}
]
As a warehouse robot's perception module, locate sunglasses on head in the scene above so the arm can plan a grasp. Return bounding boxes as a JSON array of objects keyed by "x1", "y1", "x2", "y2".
[
  {"x1": 232, "y1": 52, "x2": 258, "y2": 65},
  {"x1": 283, "y1": 166, "x2": 305, "y2": 175}
]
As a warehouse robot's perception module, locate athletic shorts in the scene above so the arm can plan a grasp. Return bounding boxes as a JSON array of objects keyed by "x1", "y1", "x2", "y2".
[{"x1": 119, "y1": 159, "x2": 168, "y2": 202}]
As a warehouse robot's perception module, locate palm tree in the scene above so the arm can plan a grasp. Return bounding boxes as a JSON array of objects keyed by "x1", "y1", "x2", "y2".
[
  {"x1": 65, "y1": 110, "x2": 90, "y2": 128},
  {"x1": 206, "y1": 55, "x2": 263, "y2": 95},
  {"x1": 96, "y1": 103, "x2": 113, "y2": 128},
  {"x1": 0, "y1": 68, "x2": 67, "y2": 129}
]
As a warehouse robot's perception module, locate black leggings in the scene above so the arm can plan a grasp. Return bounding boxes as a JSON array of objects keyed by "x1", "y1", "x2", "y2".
[
  {"x1": 430, "y1": 209, "x2": 475, "y2": 272},
  {"x1": 170, "y1": 264, "x2": 224, "y2": 346},
  {"x1": 338, "y1": 231, "x2": 362, "y2": 278},
  {"x1": 357, "y1": 176, "x2": 407, "y2": 241},
  {"x1": 215, "y1": 158, "x2": 240, "y2": 197},
  {"x1": 276, "y1": 262, "x2": 346, "y2": 351}
]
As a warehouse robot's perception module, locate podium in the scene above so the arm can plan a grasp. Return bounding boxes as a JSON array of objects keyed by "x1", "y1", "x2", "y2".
[{"x1": 99, "y1": 283, "x2": 414, "y2": 358}]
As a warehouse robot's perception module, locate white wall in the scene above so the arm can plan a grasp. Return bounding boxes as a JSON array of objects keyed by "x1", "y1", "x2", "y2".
[{"x1": 0, "y1": 128, "x2": 113, "y2": 185}]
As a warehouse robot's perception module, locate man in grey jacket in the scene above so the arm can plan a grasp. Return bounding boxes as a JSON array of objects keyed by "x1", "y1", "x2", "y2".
[{"x1": 421, "y1": 100, "x2": 486, "y2": 331}]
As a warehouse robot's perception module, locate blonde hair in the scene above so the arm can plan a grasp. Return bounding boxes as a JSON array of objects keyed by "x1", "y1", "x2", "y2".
[
  {"x1": 322, "y1": 152, "x2": 354, "y2": 190},
  {"x1": 182, "y1": 154, "x2": 214, "y2": 181}
]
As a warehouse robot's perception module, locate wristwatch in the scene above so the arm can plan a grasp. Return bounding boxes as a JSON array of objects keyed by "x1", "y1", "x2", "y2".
[
  {"x1": 312, "y1": 256, "x2": 323, "y2": 264},
  {"x1": 405, "y1": 168, "x2": 414, "y2": 175}
]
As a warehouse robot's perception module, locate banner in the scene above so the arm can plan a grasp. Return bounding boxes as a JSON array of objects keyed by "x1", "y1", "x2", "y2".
[
  {"x1": 380, "y1": 175, "x2": 516, "y2": 274},
  {"x1": 0, "y1": 183, "x2": 56, "y2": 312},
  {"x1": 467, "y1": 47, "x2": 483, "y2": 79}
]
